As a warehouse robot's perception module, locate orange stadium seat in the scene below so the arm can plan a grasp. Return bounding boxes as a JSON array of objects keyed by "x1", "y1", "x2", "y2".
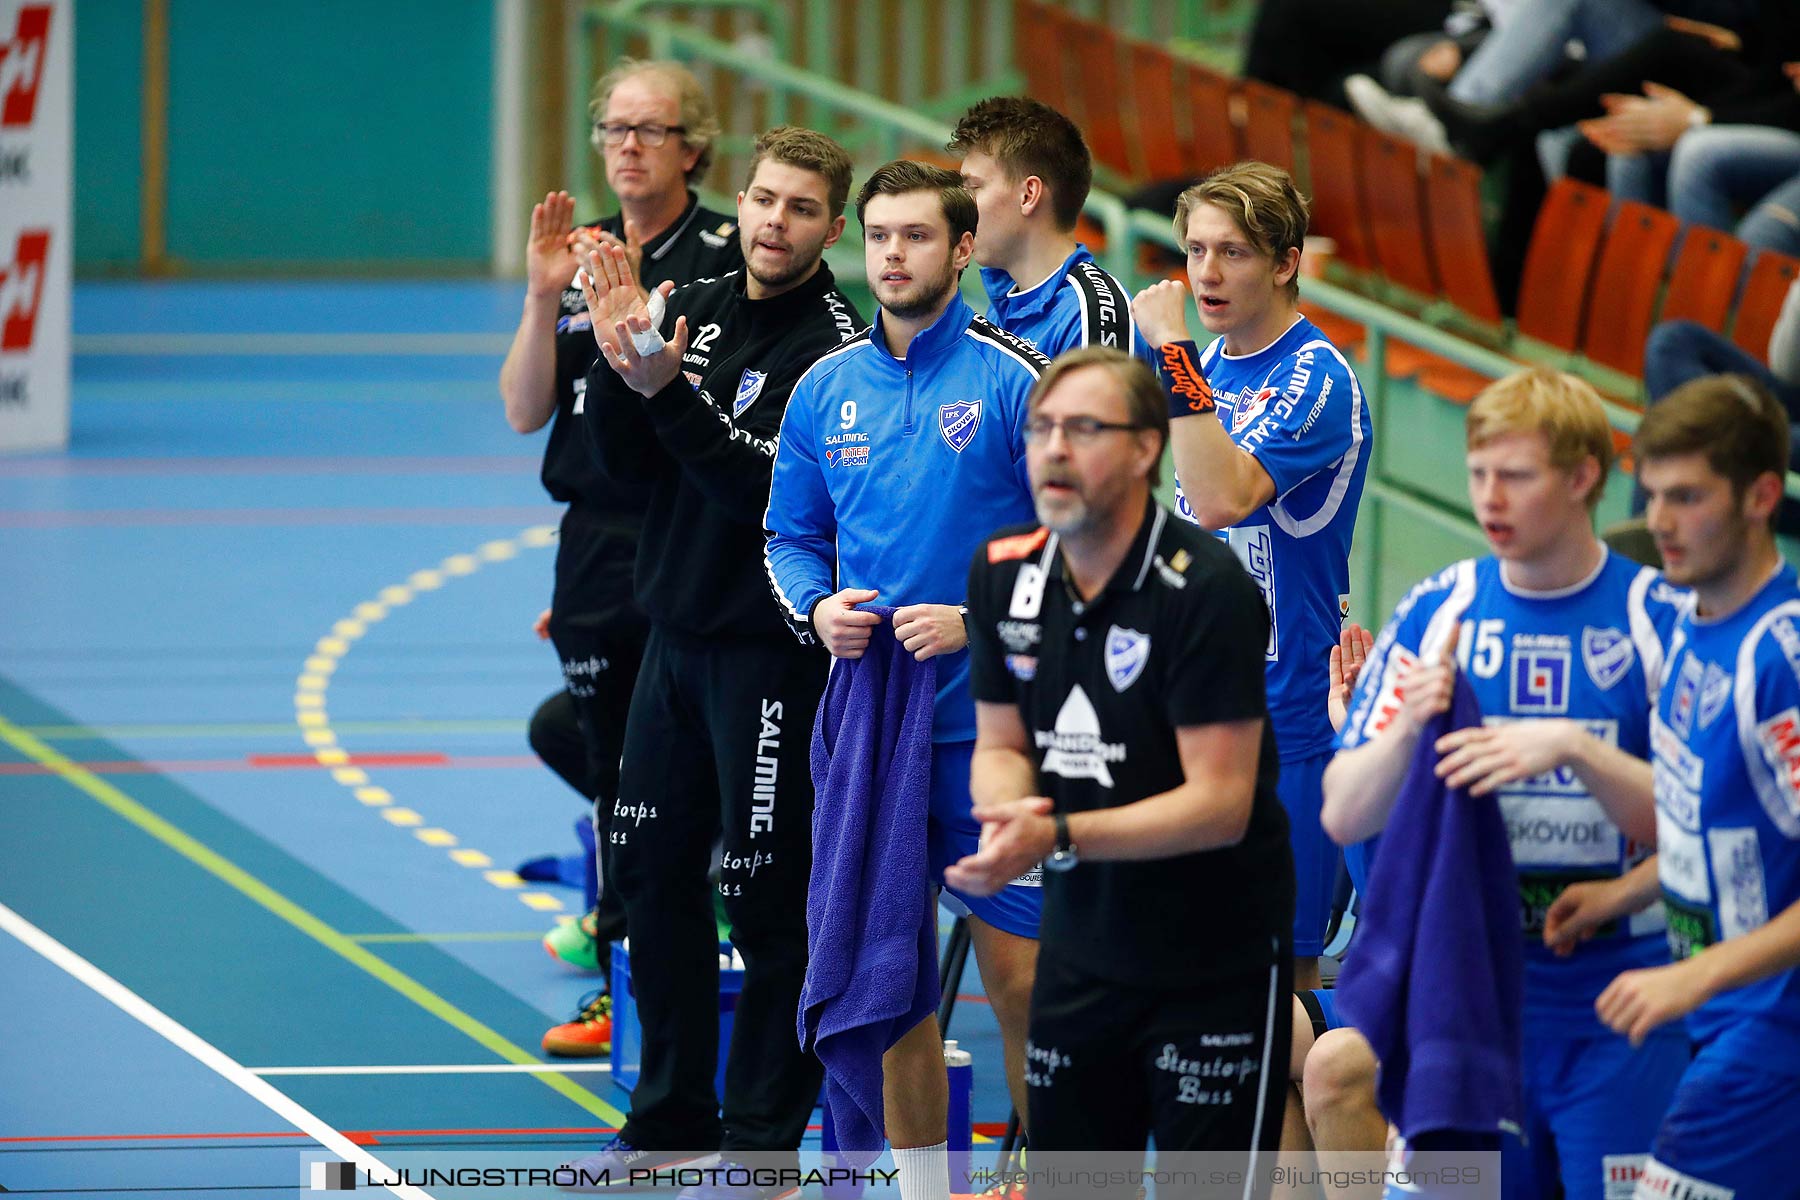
[
  {"x1": 1300, "y1": 101, "x2": 1373, "y2": 271},
  {"x1": 1658, "y1": 227, "x2": 1748, "y2": 334},
  {"x1": 1357, "y1": 125, "x2": 1437, "y2": 298},
  {"x1": 1241, "y1": 79, "x2": 1299, "y2": 177},
  {"x1": 1579, "y1": 199, "x2": 1679, "y2": 378},
  {"x1": 1423, "y1": 155, "x2": 1502, "y2": 324},
  {"x1": 1128, "y1": 42, "x2": 1189, "y2": 181},
  {"x1": 1416, "y1": 179, "x2": 1608, "y2": 406},
  {"x1": 1180, "y1": 62, "x2": 1243, "y2": 178},
  {"x1": 1732, "y1": 249, "x2": 1800, "y2": 360},
  {"x1": 1014, "y1": 0, "x2": 1074, "y2": 117},
  {"x1": 1516, "y1": 178, "x2": 1610, "y2": 352},
  {"x1": 1067, "y1": 15, "x2": 1135, "y2": 178}
]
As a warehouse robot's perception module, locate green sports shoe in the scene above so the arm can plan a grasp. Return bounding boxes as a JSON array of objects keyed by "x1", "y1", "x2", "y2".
[{"x1": 543, "y1": 907, "x2": 602, "y2": 972}]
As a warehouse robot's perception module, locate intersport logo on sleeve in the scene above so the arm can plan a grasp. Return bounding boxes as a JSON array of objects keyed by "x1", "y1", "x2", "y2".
[
  {"x1": 1, "y1": 229, "x2": 49, "y2": 352},
  {"x1": 0, "y1": 5, "x2": 51, "y2": 128}
]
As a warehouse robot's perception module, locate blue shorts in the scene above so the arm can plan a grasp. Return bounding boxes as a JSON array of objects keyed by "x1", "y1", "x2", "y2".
[
  {"x1": 1502, "y1": 1027, "x2": 1687, "y2": 1200},
  {"x1": 1299, "y1": 987, "x2": 1344, "y2": 1038},
  {"x1": 1638, "y1": 1034, "x2": 1800, "y2": 1199},
  {"x1": 1278, "y1": 751, "x2": 1339, "y2": 957},
  {"x1": 926, "y1": 739, "x2": 1042, "y2": 939}
]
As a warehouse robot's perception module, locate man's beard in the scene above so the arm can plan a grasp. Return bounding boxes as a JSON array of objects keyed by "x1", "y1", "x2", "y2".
[
  {"x1": 746, "y1": 241, "x2": 820, "y2": 292},
  {"x1": 879, "y1": 263, "x2": 958, "y2": 321}
]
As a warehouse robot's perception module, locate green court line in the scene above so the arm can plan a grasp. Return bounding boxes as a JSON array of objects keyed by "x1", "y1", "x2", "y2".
[
  {"x1": 348, "y1": 931, "x2": 550, "y2": 944},
  {"x1": 15, "y1": 719, "x2": 528, "y2": 740},
  {"x1": 0, "y1": 714, "x2": 626, "y2": 1127}
]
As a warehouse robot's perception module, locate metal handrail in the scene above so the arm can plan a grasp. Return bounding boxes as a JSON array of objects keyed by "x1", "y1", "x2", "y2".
[{"x1": 575, "y1": 1, "x2": 1800, "y2": 511}]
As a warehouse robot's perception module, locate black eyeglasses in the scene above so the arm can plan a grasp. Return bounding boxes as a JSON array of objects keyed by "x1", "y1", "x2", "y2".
[
  {"x1": 595, "y1": 121, "x2": 687, "y2": 147},
  {"x1": 1023, "y1": 416, "x2": 1147, "y2": 444}
]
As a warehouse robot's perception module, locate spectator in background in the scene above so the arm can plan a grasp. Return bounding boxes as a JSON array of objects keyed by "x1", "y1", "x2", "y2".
[
  {"x1": 1635, "y1": 275, "x2": 1800, "y2": 531},
  {"x1": 1346, "y1": 0, "x2": 1677, "y2": 156},
  {"x1": 498, "y1": 55, "x2": 740, "y2": 1057},
  {"x1": 1662, "y1": 118, "x2": 1800, "y2": 254},
  {"x1": 1580, "y1": 46, "x2": 1800, "y2": 218},
  {"x1": 1243, "y1": 0, "x2": 1452, "y2": 110}
]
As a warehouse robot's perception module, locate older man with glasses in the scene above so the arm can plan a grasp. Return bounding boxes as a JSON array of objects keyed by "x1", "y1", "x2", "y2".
[
  {"x1": 952, "y1": 347, "x2": 1295, "y2": 1172},
  {"x1": 500, "y1": 57, "x2": 743, "y2": 1061}
]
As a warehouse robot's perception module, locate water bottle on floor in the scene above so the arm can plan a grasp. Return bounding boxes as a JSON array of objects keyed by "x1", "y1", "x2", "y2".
[{"x1": 945, "y1": 1040, "x2": 973, "y2": 1190}]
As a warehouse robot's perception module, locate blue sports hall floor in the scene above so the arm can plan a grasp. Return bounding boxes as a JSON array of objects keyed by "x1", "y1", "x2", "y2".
[{"x1": 0, "y1": 281, "x2": 1012, "y2": 1198}]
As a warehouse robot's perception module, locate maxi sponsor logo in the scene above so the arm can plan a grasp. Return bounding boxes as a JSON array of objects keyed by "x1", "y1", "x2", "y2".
[
  {"x1": 1, "y1": 228, "x2": 48, "y2": 356},
  {"x1": 1756, "y1": 706, "x2": 1800, "y2": 820},
  {"x1": 1367, "y1": 644, "x2": 1419, "y2": 737},
  {"x1": 1, "y1": 6, "x2": 50, "y2": 129}
]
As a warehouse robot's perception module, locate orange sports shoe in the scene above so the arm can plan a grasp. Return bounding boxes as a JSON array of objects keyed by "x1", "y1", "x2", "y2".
[{"x1": 542, "y1": 989, "x2": 613, "y2": 1058}]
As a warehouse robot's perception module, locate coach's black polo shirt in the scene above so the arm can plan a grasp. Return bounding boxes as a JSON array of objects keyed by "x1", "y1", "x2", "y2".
[
  {"x1": 967, "y1": 501, "x2": 1295, "y2": 986},
  {"x1": 541, "y1": 191, "x2": 742, "y2": 507}
]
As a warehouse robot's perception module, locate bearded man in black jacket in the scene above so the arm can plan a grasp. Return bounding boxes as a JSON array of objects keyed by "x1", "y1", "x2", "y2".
[{"x1": 563, "y1": 126, "x2": 862, "y2": 1194}]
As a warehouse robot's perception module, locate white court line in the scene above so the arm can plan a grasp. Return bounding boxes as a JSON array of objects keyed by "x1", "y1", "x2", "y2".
[
  {"x1": 72, "y1": 333, "x2": 513, "y2": 356},
  {"x1": 253, "y1": 1063, "x2": 613, "y2": 1076},
  {"x1": 0, "y1": 900, "x2": 436, "y2": 1200}
]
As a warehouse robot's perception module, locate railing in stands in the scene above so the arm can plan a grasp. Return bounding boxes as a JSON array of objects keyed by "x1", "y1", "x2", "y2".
[
  {"x1": 569, "y1": 0, "x2": 1021, "y2": 200},
  {"x1": 572, "y1": 0, "x2": 1800, "y2": 601}
]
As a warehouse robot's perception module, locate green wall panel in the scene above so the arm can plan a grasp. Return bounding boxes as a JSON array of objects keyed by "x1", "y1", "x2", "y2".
[
  {"x1": 75, "y1": 0, "x2": 145, "y2": 269},
  {"x1": 161, "y1": 0, "x2": 492, "y2": 267}
]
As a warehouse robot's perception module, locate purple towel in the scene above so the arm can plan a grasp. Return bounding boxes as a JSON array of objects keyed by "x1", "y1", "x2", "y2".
[
  {"x1": 1335, "y1": 673, "x2": 1524, "y2": 1140},
  {"x1": 798, "y1": 607, "x2": 939, "y2": 1159}
]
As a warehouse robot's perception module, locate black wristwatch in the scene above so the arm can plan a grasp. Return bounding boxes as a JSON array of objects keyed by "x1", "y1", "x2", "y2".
[{"x1": 1045, "y1": 811, "x2": 1079, "y2": 873}]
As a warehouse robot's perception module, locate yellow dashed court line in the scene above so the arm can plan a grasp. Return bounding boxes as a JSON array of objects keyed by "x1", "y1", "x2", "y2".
[{"x1": 294, "y1": 527, "x2": 564, "y2": 915}]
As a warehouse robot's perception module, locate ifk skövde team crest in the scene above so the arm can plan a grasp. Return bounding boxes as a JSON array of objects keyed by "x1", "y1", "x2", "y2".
[
  {"x1": 734, "y1": 369, "x2": 767, "y2": 417},
  {"x1": 1105, "y1": 626, "x2": 1151, "y2": 692},
  {"x1": 940, "y1": 399, "x2": 982, "y2": 453}
]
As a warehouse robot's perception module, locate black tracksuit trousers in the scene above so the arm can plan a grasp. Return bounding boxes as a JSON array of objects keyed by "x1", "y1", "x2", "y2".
[{"x1": 613, "y1": 624, "x2": 826, "y2": 1153}]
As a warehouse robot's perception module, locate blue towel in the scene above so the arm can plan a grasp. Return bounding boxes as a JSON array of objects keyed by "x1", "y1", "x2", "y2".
[
  {"x1": 1335, "y1": 673, "x2": 1524, "y2": 1140},
  {"x1": 798, "y1": 606, "x2": 939, "y2": 1158}
]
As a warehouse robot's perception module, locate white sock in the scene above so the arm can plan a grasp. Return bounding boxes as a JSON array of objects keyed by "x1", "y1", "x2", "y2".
[{"x1": 893, "y1": 1141, "x2": 950, "y2": 1200}]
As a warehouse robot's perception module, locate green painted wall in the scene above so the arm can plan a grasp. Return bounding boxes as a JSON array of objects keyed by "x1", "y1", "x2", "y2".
[
  {"x1": 75, "y1": 0, "x2": 144, "y2": 268},
  {"x1": 76, "y1": 0, "x2": 494, "y2": 272}
]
